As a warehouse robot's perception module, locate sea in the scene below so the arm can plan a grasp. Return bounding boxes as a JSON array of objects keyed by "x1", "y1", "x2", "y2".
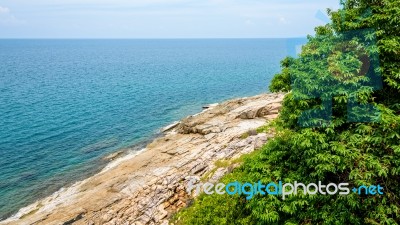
[{"x1": 0, "y1": 38, "x2": 305, "y2": 220}]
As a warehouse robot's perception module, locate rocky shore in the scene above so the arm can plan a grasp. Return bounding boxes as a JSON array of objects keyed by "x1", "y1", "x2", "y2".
[{"x1": 1, "y1": 93, "x2": 284, "y2": 225}]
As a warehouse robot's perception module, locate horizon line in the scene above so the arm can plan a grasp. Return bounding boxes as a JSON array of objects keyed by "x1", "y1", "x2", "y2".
[{"x1": 0, "y1": 36, "x2": 308, "y2": 40}]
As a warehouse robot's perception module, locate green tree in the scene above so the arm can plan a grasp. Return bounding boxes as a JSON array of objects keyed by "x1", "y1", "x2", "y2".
[{"x1": 175, "y1": 0, "x2": 400, "y2": 224}]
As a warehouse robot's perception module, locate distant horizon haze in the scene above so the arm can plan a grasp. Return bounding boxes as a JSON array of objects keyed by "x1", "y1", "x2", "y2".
[{"x1": 0, "y1": 0, "x2": 340, "y2": 39}]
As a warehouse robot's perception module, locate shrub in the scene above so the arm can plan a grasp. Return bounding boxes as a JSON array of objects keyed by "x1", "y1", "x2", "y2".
[{"x1": 175, "y1": 0, "x2": 400, "y2": 224}]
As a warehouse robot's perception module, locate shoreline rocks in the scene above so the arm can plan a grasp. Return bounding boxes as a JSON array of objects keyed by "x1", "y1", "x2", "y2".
[{"x1": 0, "y1": 93, "x2": 284, "y2": 225}]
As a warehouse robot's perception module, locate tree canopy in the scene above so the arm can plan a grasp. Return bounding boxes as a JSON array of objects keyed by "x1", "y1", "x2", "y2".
[{"x1": 175, "y1": 0, "x2": 400, "y2": 224}]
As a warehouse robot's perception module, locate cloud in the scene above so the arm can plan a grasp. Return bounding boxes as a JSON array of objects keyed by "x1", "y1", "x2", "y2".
[
  {"x1": 0, "y1": 6, "x2": 24, "y2": 25},
  {"x1": 279, "y1": 16, "x2": 289, "y2": 24},
  {"x1": 0, "y1": 0, "x2": 340, "y2": 37},
  {"x1": 0, "y1": 6, "x2": 10, "y2": 14}
]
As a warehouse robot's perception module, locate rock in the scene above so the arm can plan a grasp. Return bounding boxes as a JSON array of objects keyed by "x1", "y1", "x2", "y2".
[
  {"x1": 202, "y1": 103, "x2": 218, "y2": 109},
  {"x1": 163, "y1": 202, "x2": 170, "y2": 208},
  {"x1": 104, "y1": 151, "x2": 125, "y2": 161},
  {"x1": 160, "y1": 221, "x2": 169, "y2": 225},
  {"x1": 204, "y1": 133, "x2": 217, "y2": 140},
  {"x1": 155, "y1": 210, "x2": 168, "y2": 222},
  {"x1": 102, "y1": 213, "x2": 113, "y2": 223},
  {"x1": 254, "y1": 133, "x2": 268, "y2": 149},
  {"x1": 176, "y1": 200, "x2": 185, "y2": 208},
  {"x1": 190, "y1": 163, "x2": 207, "y2": 175},
  {"x1": 2, "y1": 93, "x2": 284, "y2": 225},
  {"x1": 238, "y1": 110, "x2": 258, "y2": 119},
  {"x1": 208, "y1": 168, "x2": 228, "y2": 183},
  {"x1": 161, "y1": 122, "x2": 180, "y2": 133}
]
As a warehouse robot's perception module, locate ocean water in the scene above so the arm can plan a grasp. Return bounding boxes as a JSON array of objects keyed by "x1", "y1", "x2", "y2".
[{"x1": 0, "y1": 39, "x2": 305, "y2": 219}]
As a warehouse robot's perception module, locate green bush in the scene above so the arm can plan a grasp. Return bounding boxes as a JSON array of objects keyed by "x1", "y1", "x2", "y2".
[{"x1": 175, "y1": 0, "x2": 400, "y2": 224}]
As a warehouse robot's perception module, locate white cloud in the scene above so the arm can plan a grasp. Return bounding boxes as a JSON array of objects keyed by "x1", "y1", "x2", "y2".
[
  {"x1": 279, "y1": 16, "x2": 289, "y2": 24},
  {"x1": 0, "y1": 6, "x2": 24, "y2": 26},
  {"x1": 0, "y1": 6, "x2": 10, "y2": 14}
]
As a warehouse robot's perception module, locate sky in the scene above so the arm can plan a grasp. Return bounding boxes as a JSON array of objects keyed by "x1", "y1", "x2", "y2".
[{"x1": 0, "y1": 0, "x2": 340, "y2": 38}]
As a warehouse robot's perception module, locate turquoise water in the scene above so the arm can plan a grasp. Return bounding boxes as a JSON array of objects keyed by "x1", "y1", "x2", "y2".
[{"x1": 0, "y1": 39, "x2": 304, "y2": 219}]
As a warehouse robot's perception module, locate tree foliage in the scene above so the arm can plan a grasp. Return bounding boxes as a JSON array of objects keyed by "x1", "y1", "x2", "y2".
[{"x1": 175, "y1": 0, "x2": 400, "y2": 224}]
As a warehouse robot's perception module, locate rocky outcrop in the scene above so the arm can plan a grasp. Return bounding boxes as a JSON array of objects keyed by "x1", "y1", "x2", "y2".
[
  {"x1": 176, "y1": 94, "x2": 283, "y2": 135},
  {"x1": 1, "y1": 93, "x2": 284, "y2": 225}
]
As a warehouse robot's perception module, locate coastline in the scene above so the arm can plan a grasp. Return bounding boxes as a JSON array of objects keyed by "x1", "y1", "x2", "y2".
[{"x1": 1, "y1": 92, "x2": 284, "y2": 225}]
